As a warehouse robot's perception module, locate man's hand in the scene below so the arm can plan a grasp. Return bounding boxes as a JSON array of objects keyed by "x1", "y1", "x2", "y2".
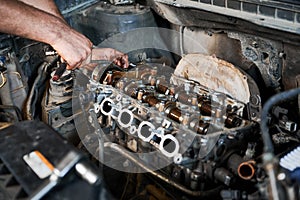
[
  {"x1": 52, "y1": 29, "x2": 129, "y2": 70},
  {"x1": 80, "y1": 48, "x2": 129, "y2": 70},
  {"x1": 112, "y1": 51, "x2": 129, "y2": 69},
  {"x1": 91, "y1": 48, "x2": 129, "y2": 69},
  {"x1": 51, "y1": 26, "x2": 93, "y2": 70},
  {"x1": 0, "y1": 0, "x2": 93, "y2": 70}
]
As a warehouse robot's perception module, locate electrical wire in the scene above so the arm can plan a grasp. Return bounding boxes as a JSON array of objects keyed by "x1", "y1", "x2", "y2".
[{"x1": 260, "y1": 87, "x2": 300, "y2": 154}]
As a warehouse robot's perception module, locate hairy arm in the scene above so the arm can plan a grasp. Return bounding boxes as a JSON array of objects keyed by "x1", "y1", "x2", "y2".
[
  {"x1": 18, "y1": 0, "x2": 65, "y2": 21},
  {"x1": 0, "y1": 0, "x2": 128, "y2": 69},
  {"x1": 0, "y1": 0, "x2": 92, "y2": 68}
]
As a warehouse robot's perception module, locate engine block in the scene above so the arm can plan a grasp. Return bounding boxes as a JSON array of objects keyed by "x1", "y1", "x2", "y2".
[{"x1": 73, "y1": 57, "x2": 262, "y2": 195}]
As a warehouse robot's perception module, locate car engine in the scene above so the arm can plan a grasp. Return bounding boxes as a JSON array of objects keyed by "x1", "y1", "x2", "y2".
[{"x1": 0, "y1": 0, "x2": 300, "y2": 199}]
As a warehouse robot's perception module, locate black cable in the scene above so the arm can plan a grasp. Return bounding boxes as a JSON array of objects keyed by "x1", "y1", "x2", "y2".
[
  {"x1": 25, "y1": 56, "x2": 58, "y2": 120},
  {"x1": 260, "y1": 87, "x2": 300, "y2": 154}
]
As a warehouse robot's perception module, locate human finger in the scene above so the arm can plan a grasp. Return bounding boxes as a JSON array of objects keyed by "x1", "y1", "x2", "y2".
[{"x1": 113, "y1": 54, "x2": 129, "y2": 69}]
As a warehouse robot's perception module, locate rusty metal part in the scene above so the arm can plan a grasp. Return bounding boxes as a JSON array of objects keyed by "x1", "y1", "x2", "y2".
[
  {"x1": 198, "y1": 99, "x2": 242, "y2": 128},
  {"x1": 114, "y1": 67, "x2": 242, "y2": 129},
  {"x1": 190, "y1": 119, "x2": 209, "y2": 135},
  {"x1": 227, "y1": 154, "x2": 256, "y2": 180},
  {"x1": 225, "y1": 114, "x2": 243, "y2": 128},
  {"x1": 111, "y1": 71, "x2": 126, "y2": 83},
  {"x1": 144, "y1": 94, "x2": 211, "y2": 134},
  {"x1": 177, "y1": 92, "x2": 211, "y2": 111},
  {"x1": 164, "y1": 102, "x2": 181, "y2": 123},
  {"x1": 103, "y1": 71, "x2": 113, "y2": 85},
  {"x1": 102, "y1": 70, "x2": 131, "y2": 85},
  {"x1": 157, "y1": 83, "x2": 170, "y2": 95},
  {"x1": 168, "y1": 108, "x2": 181, "y2": 123},
  {"x1": 228, "y1": 32, "x2": 282, "y2": 90},
  {"x1": 143, "y1": 95, "x2": 160, "y2": 107},
  {"x1": 198, "y1": 100, "x2": 212, "y2": 116}
]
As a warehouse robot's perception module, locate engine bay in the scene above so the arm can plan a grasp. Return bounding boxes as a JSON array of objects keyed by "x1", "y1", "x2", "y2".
[{"x1": 0, "y1": 0, "x2": 300, "y2": 199}]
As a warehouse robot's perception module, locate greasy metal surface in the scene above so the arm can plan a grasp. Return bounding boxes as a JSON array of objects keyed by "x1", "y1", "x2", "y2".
[
  {"x1": 174, "y1": 53, "x2": 250, "y2": 103},
  {"x1": 104, "y1": 142, "x2": 223, "y2": 197}
]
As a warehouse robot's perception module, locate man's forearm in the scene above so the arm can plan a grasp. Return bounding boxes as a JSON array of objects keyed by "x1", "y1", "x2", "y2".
[
  {"x1": 18, "y1": 0, "x2": 65, "y2": 21},
  {"x1": 0, "y1": 0, "x2": 92, "y2": 68},
  {"x1": 0, "y1": 1, "x2": 128, "y2": 69},
  {"x1": 0, "y1": 0, "x2": 66, "y2": 46}
]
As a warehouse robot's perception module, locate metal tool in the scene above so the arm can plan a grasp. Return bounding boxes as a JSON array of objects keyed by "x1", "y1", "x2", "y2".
[{"x1": 52, "y1": 62, "x2": 67, "y2": 81}]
